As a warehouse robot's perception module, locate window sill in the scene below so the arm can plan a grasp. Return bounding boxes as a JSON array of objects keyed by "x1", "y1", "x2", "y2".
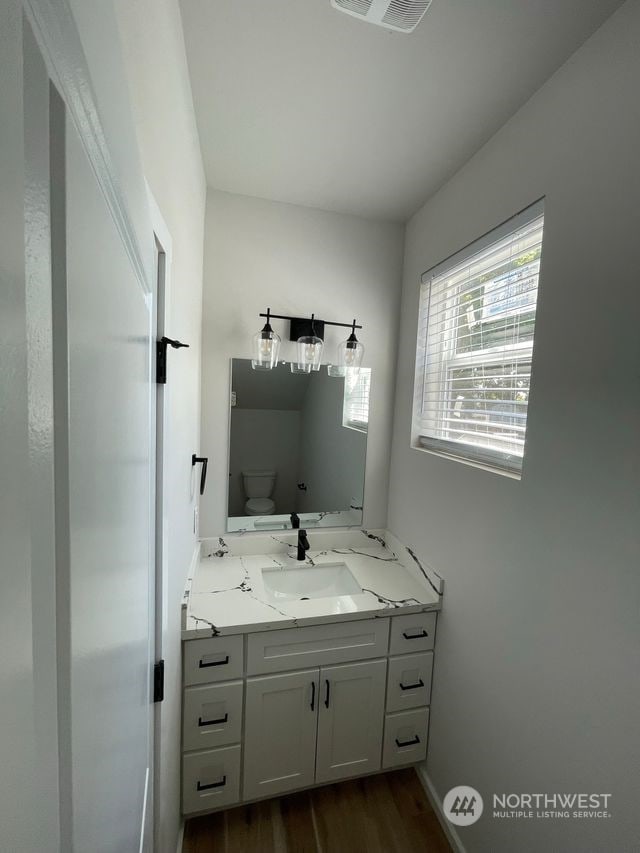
[
  {"x1": 343, "y1": 422, "x2": 368, "y2": 434},
  {"x1": 410, "y1": 441, "x2": 522, "y2": 481}
]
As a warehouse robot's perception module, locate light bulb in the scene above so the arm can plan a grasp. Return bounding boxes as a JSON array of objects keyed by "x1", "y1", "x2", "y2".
[{"x1": 344, "y1": 346, "x2": 358, "y2": 366}]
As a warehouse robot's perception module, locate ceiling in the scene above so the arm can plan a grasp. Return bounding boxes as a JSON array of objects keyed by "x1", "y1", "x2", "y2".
[{"x1": 180, "y1": 0, "x2": 622, "y2": 222}]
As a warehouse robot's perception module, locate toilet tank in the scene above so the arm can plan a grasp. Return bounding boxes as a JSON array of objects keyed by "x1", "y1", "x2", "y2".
[{"x1": 242, "y1": 469, "x2": 276, "y2": 498}]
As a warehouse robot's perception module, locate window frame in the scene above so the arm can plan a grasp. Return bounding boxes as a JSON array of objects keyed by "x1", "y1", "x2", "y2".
[{"x1": 412, "y1": 199, "x2": 545, "y2": 477}]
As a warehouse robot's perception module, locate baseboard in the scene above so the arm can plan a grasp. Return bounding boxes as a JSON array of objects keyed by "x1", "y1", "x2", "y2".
[
  {"x1": 176, "y1": 819, "x2": 185, "y2": 853},
  {"x1": 415, "y1": 765, "x2": 467, "y2": 853}
]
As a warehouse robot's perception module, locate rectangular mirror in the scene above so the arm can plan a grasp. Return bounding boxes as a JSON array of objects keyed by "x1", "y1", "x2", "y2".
[{"x1": 227, "y1": 359, "x2": 370, "y2": 531}]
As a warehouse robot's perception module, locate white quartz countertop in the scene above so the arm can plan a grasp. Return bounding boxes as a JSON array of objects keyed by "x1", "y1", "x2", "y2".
[{"x1": 182, "y1": 529, "x2": 443, "y2": 638}]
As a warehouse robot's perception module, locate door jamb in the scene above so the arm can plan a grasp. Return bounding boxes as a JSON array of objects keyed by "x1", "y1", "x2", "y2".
[{"x1": 146, "y1": 185, "x2": 173, "y2": 852}]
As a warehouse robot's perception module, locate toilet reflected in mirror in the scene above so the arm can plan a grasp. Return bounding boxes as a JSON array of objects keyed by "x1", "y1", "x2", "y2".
[
  {"x1": 242, "y1": 469, "x2": 277, "y2": 516},
  {"x1": 227, "y1": 359, "x2": 370, "y2": 531}
]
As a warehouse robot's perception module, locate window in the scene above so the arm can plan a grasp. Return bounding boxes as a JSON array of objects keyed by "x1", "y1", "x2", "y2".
[
  {"x1": 343, "y1": 368, "x2": 371, "y2": 432},
  {"x1": 413, "y1": 200, "x2": 544, "y2": 476}
]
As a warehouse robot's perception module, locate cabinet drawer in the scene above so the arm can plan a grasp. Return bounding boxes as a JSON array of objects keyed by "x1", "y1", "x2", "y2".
[
  {"x1": 386, "y1": 652, "x2": 433, "y2": 712},
  {"x1": 182, "y1": 745, "x2": 241, "y2": 815},
  {"x1": 382, "y1": 708, "x2": 429, "y2": 769},
  {"x1": 246, "y1": 618, "x2": 390, "y2": 675},
  {"x1": 389, "y1": 612, "x2": 436, "y2": 656},
  {"x1": 183, "y1": 681, "x2": 243, "y2": 752},
  {"x1": 183, "y1": 635, "x2": 244, "y2": 686}
]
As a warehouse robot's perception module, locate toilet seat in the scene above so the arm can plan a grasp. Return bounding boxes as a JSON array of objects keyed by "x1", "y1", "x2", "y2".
[{"x1": 245, "y1": 497, "x2": 275, "y2": 515}]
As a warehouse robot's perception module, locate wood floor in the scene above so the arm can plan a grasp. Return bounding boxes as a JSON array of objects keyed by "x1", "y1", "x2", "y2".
[{"x1": 183, "y1": 769, "x2": 452, "y2": 853}]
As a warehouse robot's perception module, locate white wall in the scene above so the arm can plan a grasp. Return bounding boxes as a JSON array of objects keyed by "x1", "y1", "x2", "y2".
[
  {"x1": 200, "y1": 190, "x2": 404, "y2": 536},
  {"x1": 387, "y1": 3, "x2": 640, "y2": 852},
  {"x1": 114, "y1": 2, "x2": 206, "y2": 851}
]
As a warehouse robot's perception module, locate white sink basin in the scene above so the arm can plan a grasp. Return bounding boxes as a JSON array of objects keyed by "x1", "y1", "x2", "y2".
[{"x1": 262, "y1": 562, "x2": 362, "y2": 602}]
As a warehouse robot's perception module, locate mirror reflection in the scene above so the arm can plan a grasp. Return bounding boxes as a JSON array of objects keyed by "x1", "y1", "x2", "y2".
[{"x1": 227, "y1": 359, "x2": 370, "y2": 531}]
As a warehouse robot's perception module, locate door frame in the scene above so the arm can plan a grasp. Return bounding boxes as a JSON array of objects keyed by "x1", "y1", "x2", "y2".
[{"x1": 147, "y1": 186, "x2": 173, "y2": 851}]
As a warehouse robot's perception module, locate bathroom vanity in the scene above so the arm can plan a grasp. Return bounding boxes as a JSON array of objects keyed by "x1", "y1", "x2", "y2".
[{"x1": 180, "y1": 528, "x2": 443, "y2": 816}]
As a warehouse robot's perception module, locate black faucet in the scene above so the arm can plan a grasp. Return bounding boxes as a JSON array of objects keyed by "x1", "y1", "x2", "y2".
[
  {"x1": 297, "y1": 529, "x2": 310, "y2": 561},
  {"x1": 290, "y1": 512, "x2": 300, "y2": 529}
]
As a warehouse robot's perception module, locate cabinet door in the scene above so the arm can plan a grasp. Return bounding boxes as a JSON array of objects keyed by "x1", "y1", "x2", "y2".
[
  {"x1": 243, "y1": 669, "x2": 319, "y2": 801},
  {"x1": 315, "y1": 659, "x2": 386, "y2": 784}
]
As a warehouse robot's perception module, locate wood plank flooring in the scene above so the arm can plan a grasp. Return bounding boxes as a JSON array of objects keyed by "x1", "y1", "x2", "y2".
[{"x1": 183, "y1": 769, "x2": 452, "y2": 853}]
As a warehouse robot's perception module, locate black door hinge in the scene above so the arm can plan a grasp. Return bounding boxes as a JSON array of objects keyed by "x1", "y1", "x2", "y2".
[
  {"x1": 153, "y1": 659, "x2": 164, "y2": 703},
  {"x1": 156, "y1": 336, "x2": 189, "y2": 384}
]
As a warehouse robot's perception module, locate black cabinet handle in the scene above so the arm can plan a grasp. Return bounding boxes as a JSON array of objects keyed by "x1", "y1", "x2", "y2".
[
  {"x1": 399, "y1": 678, "x2": 425, "y2": 691},
  {"x1": 198, "y1": 713, "x2": 228, "y2": 727},
  {"x1": 192, "y1": 454, "x2": 208, "y2": 495},
  {"x1": 396, "y1": 735, "x2": 421, "y2": 748},
  {"x1": 310, "y1": 681, "x2": 316, "y2": 711},
  {"x1": 403, "y1": 630, "x2": 429, "y2": 640},
  {"x1": 198, "y1": 655, "x2": 229, "y2": 668},
  {"x1": 197, "y1": 776, "x2": 226, "y2": 791},
  {"x1": 324, "y1": 679, "x2": 330, "y2": 708}
]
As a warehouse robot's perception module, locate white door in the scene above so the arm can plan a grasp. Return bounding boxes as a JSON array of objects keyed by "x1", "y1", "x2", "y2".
[
  {"x1": 315, "y1": 659, "x2": 386, "y2": 784},
  {"x1": 60, "y1": 100, "x2": 155, "y2": 852},
  {"x1": 243, "y1": 670, "x2": 319, "y2": 801},
  {"x1": 0, "y1": 7, "x2": 59, "y2": 851}
]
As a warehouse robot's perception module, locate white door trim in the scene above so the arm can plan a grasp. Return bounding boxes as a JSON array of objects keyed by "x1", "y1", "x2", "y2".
[{"x1": 147, "y1": 186, "x2": 173, "y2": 852}]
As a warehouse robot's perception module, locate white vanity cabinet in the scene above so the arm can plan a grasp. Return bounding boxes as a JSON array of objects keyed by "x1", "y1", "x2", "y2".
[
  {"x1": 314, "y1": 658, "x2": 387, "y2": 784},
  {"x1": 181, "y1": 611, "x2": 437, "y2": 816},
  {"x1": 243, "y1": 669, "x2": 319, "y2": 800},
  {"x1": 242, "y1": 658, "x2": 387, "y2": 801}
]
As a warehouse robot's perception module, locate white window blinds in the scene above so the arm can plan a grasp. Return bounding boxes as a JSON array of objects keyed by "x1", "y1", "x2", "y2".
[
  {"x1": 343, "y1": 368, "x2": 371, "y2": 432},
  {"x1": 414, "y1": 200, "x2": 544, "y2": 475}
]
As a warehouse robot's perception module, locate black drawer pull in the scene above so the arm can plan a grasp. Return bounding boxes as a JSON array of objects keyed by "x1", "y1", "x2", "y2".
[
  {"x1": 324, "y1": 679, "x2": 330, "y2": 708},
  {"x1": 197, "y1": 776, "x2": 226, "y2": 791},
  {"x1": 198, "y1": 713, "x2": 228, "y2": 727},
  {"x1": 402, "y1": 630, "x2": 428, "y2": 640},
  {"x1": 198, "y1": 655, "x2": 229, "y2": 668},
  {"x1": 310, "y1": 681, "x2": 316, "y2": 711},
  {"x1": 399, "y1": 678, "x2": 425, "y2": 691},
  {"x1": 396, "y1": 735, "x2": 421, "y2": 748}
]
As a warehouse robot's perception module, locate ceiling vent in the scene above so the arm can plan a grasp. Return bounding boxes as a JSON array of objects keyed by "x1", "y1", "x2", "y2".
[{"x1": 331, "y1": 0, "x2": 433, "y2": 33}]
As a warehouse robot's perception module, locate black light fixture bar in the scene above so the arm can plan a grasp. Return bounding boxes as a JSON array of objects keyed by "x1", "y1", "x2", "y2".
[
  {"x1": 259, "y1": 311, "x2": 362, "y2": 331},
  {"x1": 259, "y1": 311, "x2": 362, "y2": 343}
]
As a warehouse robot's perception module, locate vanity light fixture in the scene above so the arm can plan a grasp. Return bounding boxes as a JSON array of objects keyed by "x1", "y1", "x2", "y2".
[
  {"x1": 253, "y1": 310, "x2": 363, "y2": 373},
  {"x1": 251, "y1": 308, "x2": 281, "y2": 370}
]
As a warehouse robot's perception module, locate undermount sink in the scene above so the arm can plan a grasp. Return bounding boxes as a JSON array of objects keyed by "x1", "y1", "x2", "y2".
[{"x1": 262, "y1": 562, "x2": 362, "y2": 602}]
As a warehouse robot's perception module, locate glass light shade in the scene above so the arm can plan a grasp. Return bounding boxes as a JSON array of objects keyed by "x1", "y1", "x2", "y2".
[
  {"x1": 336, "y1": 337, "x2": 364, "y2": 370},
  {"x1": 251, "y1": 328, "x2": 281, "y2": 370},
  {"x1": 296, "y1": 335, "x2": 323, "y2": 371}
]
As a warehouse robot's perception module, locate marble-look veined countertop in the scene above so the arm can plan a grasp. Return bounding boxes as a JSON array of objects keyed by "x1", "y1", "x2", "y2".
[{"x1": 182, "y1": 529, "x2": 443, "y2": 638}]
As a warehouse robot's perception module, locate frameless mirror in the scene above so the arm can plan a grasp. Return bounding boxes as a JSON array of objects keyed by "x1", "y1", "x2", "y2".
[{"x1": 227, "y1": 359, "x2": 370, "y2": 531}]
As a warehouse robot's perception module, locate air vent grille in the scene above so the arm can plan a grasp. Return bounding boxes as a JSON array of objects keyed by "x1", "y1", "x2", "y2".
[
  {"x1": 381, "y1": 0, "x2": 432, "y2": 31},
  {"x1": 331, "y1": 0, "x2": 432, "y2": 33},
  {"x1": 333, "y1": 0, "x2": 374, "y2": 15}
]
